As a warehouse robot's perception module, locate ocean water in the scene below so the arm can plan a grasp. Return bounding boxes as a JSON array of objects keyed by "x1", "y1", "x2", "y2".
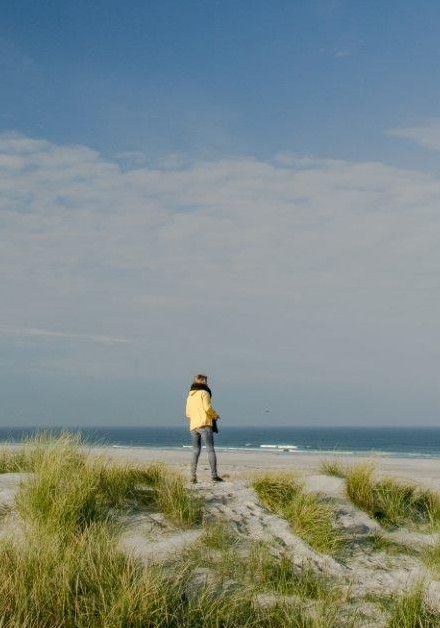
[{"x1": 1, "y1": 426, "x2": 440, "y2": 458}]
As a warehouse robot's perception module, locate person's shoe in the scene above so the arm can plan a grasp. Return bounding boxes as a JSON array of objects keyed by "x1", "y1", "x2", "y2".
[
  {"x1": 190, "y1": 477, "x2": 197, "y2": 484},
  {"x1": 212, "y1": 476, "x2": 224, "y2": 482}
]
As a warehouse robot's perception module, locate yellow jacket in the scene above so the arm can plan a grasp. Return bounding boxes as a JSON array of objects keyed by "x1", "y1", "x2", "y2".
[{"x1": 185, "y1": 389, "x2": 219, "y2": 431}]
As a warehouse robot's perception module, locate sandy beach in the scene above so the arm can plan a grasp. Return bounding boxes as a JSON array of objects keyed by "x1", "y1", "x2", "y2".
[{"x1": 91, "y1": 445, "x2": 440, "y2": 489}]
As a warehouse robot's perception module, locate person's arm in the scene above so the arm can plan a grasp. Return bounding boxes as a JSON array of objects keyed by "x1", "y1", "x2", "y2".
[{"x1": 201, "y1": 391, "x2": 219, "y2": 420}]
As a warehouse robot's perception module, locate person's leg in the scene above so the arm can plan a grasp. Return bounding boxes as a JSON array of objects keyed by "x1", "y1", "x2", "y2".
[
  {"x1": 190, "y1": 429, "x2": 201, "y2": 481},
  {"x1": 200, "y1": 427, "x2": 218, "y2": 479}
]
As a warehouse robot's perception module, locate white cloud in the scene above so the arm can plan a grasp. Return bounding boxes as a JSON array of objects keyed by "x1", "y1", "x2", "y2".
[
  {"x1": 1, "y1": 132, "x2": 440, "y2": 390},
  {"x1": 387, "y1": 120, "x2": 440, "y2": 151},
  {"x1": 0, "y1": 325, "x2": 128, "y2": 345}
]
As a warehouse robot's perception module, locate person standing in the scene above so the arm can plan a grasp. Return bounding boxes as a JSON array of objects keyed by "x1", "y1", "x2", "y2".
[{"x1": 185, "y1": 374, "x2": 223, "y2": 483}]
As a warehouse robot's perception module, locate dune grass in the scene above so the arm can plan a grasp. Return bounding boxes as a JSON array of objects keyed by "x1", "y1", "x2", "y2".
[
  {"x1": 365, "y1": 531, "x2": 417, "y2": 556},
  {"x1": 199, "y1": 520, "x2": 239, "y2": 551},
  {"x1": 0, "y1": 434, "x2": 350, "y2": 626},
  {"x1": 0, "y1": 525, "x2": 339, "y2": 627},
  {"x1": 0, "y1": 523, "x2": 176, "y2": 627},
  {"x1": 6, "y1": 434, "x2": 341, "y2": 626},
  {"x1": 386, "y1": 583, "x2": 439, "y2": 628},
  {"x1": 7, "y1": 433, "x2": 202, "y2": 533},
  {"x1": 183, "y1": 523, "x2": 346, "y2": 627},
  {"x1": 345, "y1": 463, "x2": 440, "y2": 529},
  {"x1": 421, "y1": 540, "x2": 440, "y2": 578},
  {"x1": 252, "y1": 473, "x2": 341, "y2": 555},
  {"x1": 0, "y1": 522, "x2": 318, "y2": 628},
  {"x1": 319, "y1": 459, "x2": 347, "y2": 478},
  {"x1": 151, "y1": 466, "x2": 203, "y2": 528},
  {"x1": 247, "y1": 543, "x2": 339, "y2": 601},
  {"x1": 0, "y1": 434, "x2": 213, "y2": 627},
  {"x1": 0, "y1": 433, "x2": 55, "y2": 473}
]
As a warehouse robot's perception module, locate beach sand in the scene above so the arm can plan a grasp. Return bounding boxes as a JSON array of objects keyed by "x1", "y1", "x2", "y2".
[{"x1": 91, "y1": 445, "x2": 440, "y2": 490}]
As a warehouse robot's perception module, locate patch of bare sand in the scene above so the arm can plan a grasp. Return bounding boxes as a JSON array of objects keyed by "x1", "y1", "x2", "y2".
[{"x1": 88, "y1": 445, "x2": 440, "y2": 490}]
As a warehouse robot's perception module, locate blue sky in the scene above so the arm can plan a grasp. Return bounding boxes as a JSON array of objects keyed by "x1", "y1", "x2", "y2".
[
  {"x1": 3, "y1": 0, "x2": 440, "y2": 164},
  {"x1": 1, "y1": 1, "x2": 440, "y2": 425}
]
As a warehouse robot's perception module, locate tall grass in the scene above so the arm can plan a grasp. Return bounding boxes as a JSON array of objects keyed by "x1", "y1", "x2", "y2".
[
  {"x1": 0, "y1": 526, "x2": 341, "y2": 627},
  {"x1": 0, "y1": 434, "x2": 212, "y2": 627},
  {"x1": 0, "y1": 432, "x2": 58, "y2": 473},
  {"x1": 151, "y1": 467, "x2": 203, "y2": 528},
  {"x1": 0, "y1": 524, "x2": 178, "y2": 627},
  {"x1": 9, "y1": 434, "x2": 202, "y2": 533},
  {"x1": 252, "y1": 474, "x2": 341, "y2": 554},
  {"x1": 421, "y1": 540, "x2": 440, "y2": 578},
  {"x1": 319, "y1": 459, "x2": 347, "y2": 478},
  {"x1": 345, "y1": 464, "x2": 440, "y2": 529},
  {"x1": 386, "y1": 583, "x2": 439, "y2": 628}
]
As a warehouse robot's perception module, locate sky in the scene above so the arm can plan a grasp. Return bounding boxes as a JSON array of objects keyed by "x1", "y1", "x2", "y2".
[{"x1": 1, "y1": 0, "x2": 440, "y2": 426}]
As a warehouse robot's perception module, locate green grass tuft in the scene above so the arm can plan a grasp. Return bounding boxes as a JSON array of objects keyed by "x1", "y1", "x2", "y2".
[
  {"x1": 0, "y1": 434, "x2": 209, "y2": 627},
  {"x1": 184, "y1": 530, "x2": 346, "y2": 626},
  {"x1": 0, "y1": 528, "x2": 343, "y2": 628},
  {"x1": 319, "y1": 459, "x2": 347, "y2": 478},
  {"x1": 366, "y1": 531, "x2": 417, "y2": 556},
  {"x1": 252, "y1": 473, "x2": 341, "y2": 555},
  {"x1": 13, "y1": 434, "x2": 202, "y2": 535},
  {"x1": 421, "y1": 540, "x2": 440, "y2": 578},
  {"x1": 247, "y1": 543, "x2": 338, "y2": 600},
  {"x1": 387, "y1": 583, "x2": 438, "y2": 628},
  {"x1": 345, "y1": 464, "x2": 440, "y2": 529},
  {"x1": 152, "y1": 468, "x2": 203, "y2": 528},
  {"x1": 0, "y1": 431, "x2": 68, "y2": 473},
  {"x1": 0, "y1": 524, "x2": 177, "y2": 627},
  {"x1": 200, "y1": 520, "x2": 239, "y2": 551}
]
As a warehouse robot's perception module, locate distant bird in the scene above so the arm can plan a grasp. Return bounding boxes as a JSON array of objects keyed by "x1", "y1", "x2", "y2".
[{"x1": 264, "y1": 409, "x2": 270, "y2": 413}]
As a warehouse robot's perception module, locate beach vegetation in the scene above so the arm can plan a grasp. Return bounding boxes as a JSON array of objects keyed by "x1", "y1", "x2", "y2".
[
  {"x1": 0, "y1": 432, "x2": 57, "y2": 473},
  {"x1": 0, "y1": 526, "x2": 343, "y2": 627},
  {"x1": 252, "y1": 473, "x2": 341, "y2": 554},
  {"x1": 10, "y1": 433, "x2": 202, "y2": 532},
  {"x1": 421, "y1": 540, "x2": 440, "y2": 578},
  {"x1": 0, "y1": 434, "x2": 209, "y2": 627},
  {"x1": 385, "y1": 583, "x2": 438, "y2": 628},
  {"x1": 366, "y1": 531, "x2": 416, "y2": 556},
  {"x1": 247, "y1": 543, "x2": 338, "y2": 600},
  {"x1": 3, "y1": 433, "x2": 440, "y2": 626},
  {"x1": 345, "y1": 464, "x2": 440, "y2": 529},
  {"x1": 183, "y1": 530, "x2": 346, "y2": 626},
  {"x1": 319, "y1": 459, "x2": 347, "y2": 478},
  {"x1": 199, "y1": 520, "x2": 239, "y2": 551}
]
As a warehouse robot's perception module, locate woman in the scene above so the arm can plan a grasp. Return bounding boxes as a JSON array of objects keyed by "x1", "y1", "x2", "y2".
[{"x1": 185, "y1": 374, "x2": 223, "y2": 483}]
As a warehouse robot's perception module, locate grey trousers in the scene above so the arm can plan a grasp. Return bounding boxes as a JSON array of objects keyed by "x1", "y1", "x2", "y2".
[{"x1": 191, "y1": 426, "x2": 218, "y2": 479}]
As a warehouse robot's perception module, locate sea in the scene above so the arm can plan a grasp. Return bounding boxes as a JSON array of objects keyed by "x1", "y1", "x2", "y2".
[{"x1": 1, "y1": 426, "x2": 440, "y2": 458}]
